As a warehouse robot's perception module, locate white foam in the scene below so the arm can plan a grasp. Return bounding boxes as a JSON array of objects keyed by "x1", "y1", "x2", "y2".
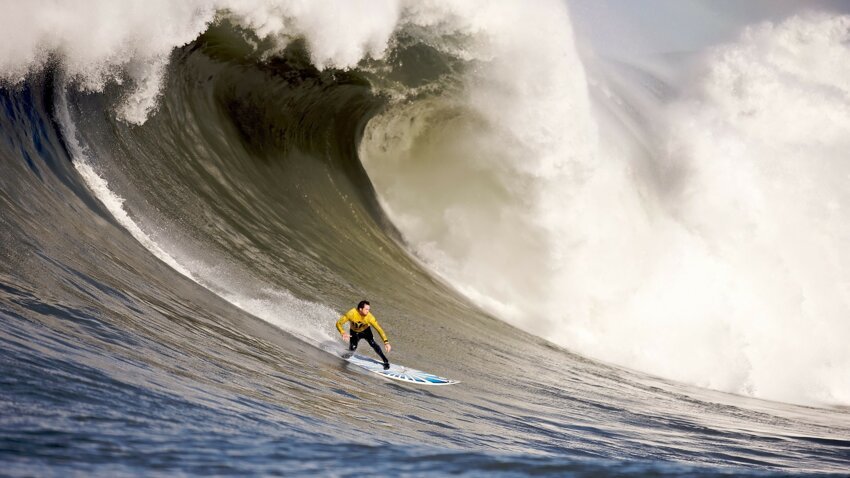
[
  {"x1": 1, "y1": 0, "x2": 405, "y2": 123},
  {"x1": 55, "y1": 88, "x2": 196, "y2": 278},
  {"x1": 635, "y1": 14, "x2": 850, "y2": 405},
  {"x1": 552, "y1": 13, "x2": 850, "y2": 407},
  {"x1": 361, "y1": 8, "x2": 850, "y2": 407}
]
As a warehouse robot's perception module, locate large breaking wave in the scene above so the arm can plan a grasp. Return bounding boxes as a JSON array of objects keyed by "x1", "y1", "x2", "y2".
[
  {"x1": 3, "y1": 0, "x2": 850, "y2": 474},
  {"x1": 4, "y1": 0, "x2": 850, "y2": 407}
]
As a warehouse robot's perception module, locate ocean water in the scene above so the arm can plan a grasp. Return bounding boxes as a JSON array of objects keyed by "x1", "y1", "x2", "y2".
[{"x1": 2, "y1": 1, "x2": 850, "y2": 475}]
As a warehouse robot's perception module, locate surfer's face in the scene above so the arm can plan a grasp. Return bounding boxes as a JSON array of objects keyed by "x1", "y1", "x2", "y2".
[{"x1": 358, "y1": 305, "x2": 370, "y2": 316}]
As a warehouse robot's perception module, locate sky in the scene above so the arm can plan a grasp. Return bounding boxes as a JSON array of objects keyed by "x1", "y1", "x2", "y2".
[{"x1": 567, "y1": 0, "x2": 850, "y2": 58}]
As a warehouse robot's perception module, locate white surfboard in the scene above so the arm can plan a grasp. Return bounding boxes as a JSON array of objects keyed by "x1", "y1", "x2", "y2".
[{"x1": 344, "y1": 353, "x2": 459, "y2": 386}]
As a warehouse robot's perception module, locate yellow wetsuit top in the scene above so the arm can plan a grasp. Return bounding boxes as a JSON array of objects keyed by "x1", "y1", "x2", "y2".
[{"x1": 336, "y1": 308, "x2": 389, "y2": 343}]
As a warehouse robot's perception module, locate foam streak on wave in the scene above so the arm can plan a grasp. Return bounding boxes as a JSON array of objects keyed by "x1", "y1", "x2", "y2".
[
  {"x1": 57, "y1": 86, "x2": 340, "y2": 350},
  {"x1": 55, "y1": 87, "x2": 196, "y2": 279}
]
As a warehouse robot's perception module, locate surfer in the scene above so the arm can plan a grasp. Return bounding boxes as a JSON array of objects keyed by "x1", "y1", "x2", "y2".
[{"x1": 336, "y1": 300, "x2": 392, "y2": 370}]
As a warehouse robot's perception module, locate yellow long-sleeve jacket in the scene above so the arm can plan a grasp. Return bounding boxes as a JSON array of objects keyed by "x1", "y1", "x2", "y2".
[{"x1": 336, "y1": 308, "x2": 389, "y2": 343}]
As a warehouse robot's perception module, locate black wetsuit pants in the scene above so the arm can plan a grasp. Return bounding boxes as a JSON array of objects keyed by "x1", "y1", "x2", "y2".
[{"x1": 349, "y1": 327, "x2": 389, "y2": 365}]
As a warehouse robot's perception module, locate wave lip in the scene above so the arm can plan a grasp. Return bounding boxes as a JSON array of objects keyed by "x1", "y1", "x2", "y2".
[{"x1": 0, "y1": 0, "x2": 407, "y2": 124}]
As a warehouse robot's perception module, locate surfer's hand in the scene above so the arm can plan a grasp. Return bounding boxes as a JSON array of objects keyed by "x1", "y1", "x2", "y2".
[
  {"x1": 385, "y1": 342, "x2": 391, "y2": 353},
  {"x1": 342, "y1": 333, "x2": 350, "y2": 342}
]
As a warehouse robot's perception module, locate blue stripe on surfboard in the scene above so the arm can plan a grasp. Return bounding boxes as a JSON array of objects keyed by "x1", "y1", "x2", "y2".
[{"x1": 345, "y1": 353, "x2": 459, "y2": 385}]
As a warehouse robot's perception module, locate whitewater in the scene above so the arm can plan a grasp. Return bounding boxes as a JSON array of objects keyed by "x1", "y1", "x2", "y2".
[{"x1": 2, "y1": 0, "x2": 850, "y2": 475}]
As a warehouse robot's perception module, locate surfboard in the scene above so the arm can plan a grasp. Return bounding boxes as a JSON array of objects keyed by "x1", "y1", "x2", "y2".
[{"x1": 343, "y1": 353, "x2": 459, "y2": 386}]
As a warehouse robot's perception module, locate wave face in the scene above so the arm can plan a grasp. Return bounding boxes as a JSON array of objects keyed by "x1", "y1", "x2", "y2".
[{"x1": 2, "y1": 0, "x2": 850, "y2": 475}]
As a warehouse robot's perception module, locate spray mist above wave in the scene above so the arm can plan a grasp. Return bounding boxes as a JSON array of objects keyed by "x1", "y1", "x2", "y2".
[
  {"x1": 0, "y1": 0, "x2": 408, "y2": 123},
  {"x1": 650, "y1": 14, "x2": 850, "y2": 404},
  {"x1": 362, "y1": 12, "x2": 850, "y2": 406},
  {"x1": 360, "y1": 0, "x2": 596, "y2": 325}
]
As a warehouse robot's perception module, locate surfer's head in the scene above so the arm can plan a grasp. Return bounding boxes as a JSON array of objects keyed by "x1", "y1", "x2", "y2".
[{"x1": 357, "y1": 300, "x2": 371, "y2": 316}]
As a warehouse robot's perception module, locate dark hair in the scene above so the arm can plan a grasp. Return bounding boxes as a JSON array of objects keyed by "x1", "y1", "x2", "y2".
[{"x1": 357, "y1": 300, "x2": 370, "y2": 310}]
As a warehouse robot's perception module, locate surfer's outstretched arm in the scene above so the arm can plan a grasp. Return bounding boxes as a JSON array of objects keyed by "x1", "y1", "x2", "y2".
[{"x1": 335, "y1": 314, "x2": 350, "y2": 341}]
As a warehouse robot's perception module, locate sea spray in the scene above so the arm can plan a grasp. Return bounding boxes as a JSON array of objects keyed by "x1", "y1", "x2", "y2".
[{"x1": 362, "y1": 11, "x2": 850, "y2": 406}]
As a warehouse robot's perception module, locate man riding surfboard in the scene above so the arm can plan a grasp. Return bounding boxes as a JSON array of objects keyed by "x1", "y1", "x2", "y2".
[{"x1": 336, "y1": 300, "x2": 392, "y2": 370}]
